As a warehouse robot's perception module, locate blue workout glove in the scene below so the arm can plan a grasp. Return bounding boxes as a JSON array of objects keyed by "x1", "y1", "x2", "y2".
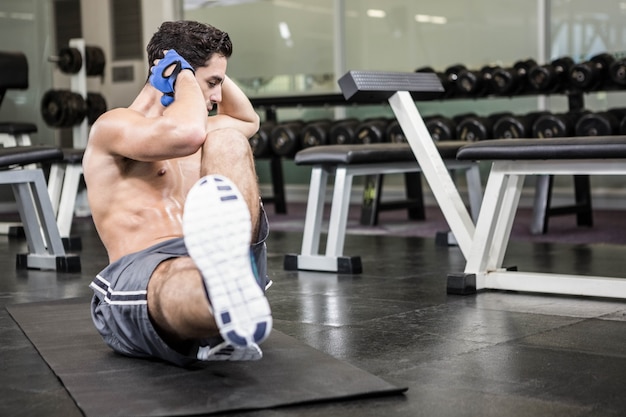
[{"x1": 149, "y1": 50, "x2": 195, "y2": 107}]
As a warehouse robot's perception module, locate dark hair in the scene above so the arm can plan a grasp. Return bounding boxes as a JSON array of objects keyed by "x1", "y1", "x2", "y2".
[{"x1": 146, "y1": 20, "x2": 232, "y2": 73}]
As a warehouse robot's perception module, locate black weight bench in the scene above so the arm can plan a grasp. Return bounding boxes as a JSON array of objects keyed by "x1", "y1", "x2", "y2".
[
  {"x1": 0, "y1": 122, "x2": 38, "y2": 146},
  {"x1": 5, "y1": 148, "x2": 86, "y2": 250},
  {"x1": 289, "y1": 69, "x2": 626, "y2": 300},
  {"x1": 282, "y1": 70, "x2": 483, "y2": 273},
  {"x1": 447, "y1": 136, "x2": 626, "y2": 298},
  {"x1": 284, "y1": 142, "x2": 482, "y2": 273},
  {"x1": 0, "y1": 52, "x2": 37, "y2": 148},
  {"x1": 0, "y1": 146, "x2": 80, "y2": 271},
  {"x1": 0, "y1": 124, "x2": 40, "y2": 236}
]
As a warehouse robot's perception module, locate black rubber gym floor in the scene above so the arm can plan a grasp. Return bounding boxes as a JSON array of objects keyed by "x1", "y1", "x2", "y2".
[{"x1": 2, "y1": 211, "x2": 626, "y2": 416}]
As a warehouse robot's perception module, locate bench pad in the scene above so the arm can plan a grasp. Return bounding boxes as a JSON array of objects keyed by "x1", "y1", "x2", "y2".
[
  {"x1": 0, "y1": 122, "x2": 37, "y2": 135},
  {"x1": 457, "y1": 136, "x2": 626, "y2": 161},
  {"x1": 61, "y1": 148, "x2": 84, "y2": 164},
  {"x1": 0, "y1": 146, "x2": 63, "y2": 168},
  {"x1": 295, "y1": 141, "x2": 464, "y2": 166}
]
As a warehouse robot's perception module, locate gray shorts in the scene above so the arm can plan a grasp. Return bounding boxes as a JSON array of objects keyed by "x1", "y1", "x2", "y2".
[{"x1": 89, "y1": 207, "x2": 269, "y2": 367}]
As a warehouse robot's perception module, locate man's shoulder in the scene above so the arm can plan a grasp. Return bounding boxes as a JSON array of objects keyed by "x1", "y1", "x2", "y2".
[
  {"x1": 87, "y1": 107, "x2": 138, "y2": 148},
  {"x1": 93, "y1": 107, "x2": 139, "y2": 126}
]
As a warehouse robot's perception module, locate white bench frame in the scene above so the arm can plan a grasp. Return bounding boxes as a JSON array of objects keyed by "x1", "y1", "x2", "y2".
[
  {"x1": 388, "y1": 88, "x2": 626, "y2": 299},
  {"x1": 463, "y1": 159, "x2": 626, "y2": 298},
  {"x1": 291, "y1": 159, "x2": 481, "y2": 273},
  {"x1": 0, "y1": 168, "x2": 79, "y2": 271},
  {"x1": 0, "y1": 131, "x2": 84, "y2": 242},
  {"x1": 291, "y1": 69, "x2": 626, "y2": 299},
  {"x1": 47, "y1": 161, "x2": 83, "y2": 239}
]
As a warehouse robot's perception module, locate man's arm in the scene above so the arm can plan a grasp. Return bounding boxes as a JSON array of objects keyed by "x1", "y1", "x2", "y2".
[
  {"x1": 208, "y1": 75, "x2": 260, "y2": 138},
  {"x1": 90, "y1": 70, "x2": 209, "y2": 162}
]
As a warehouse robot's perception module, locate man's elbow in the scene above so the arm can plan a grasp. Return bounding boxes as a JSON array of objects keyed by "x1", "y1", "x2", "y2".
[
  {"x1": 243, "y1": 112, "x2": 261, "y2": 138},
  {"x1": 187, "y1": 127, "x2": 209, "y2": 148},
  {"x1": 172, "y1": 124, "x2": 207, "y2": 152}
]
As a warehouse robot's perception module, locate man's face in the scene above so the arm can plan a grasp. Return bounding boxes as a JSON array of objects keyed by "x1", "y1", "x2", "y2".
[{"x1": 195, "y1": 54, "x2": 227, "y2": 112}]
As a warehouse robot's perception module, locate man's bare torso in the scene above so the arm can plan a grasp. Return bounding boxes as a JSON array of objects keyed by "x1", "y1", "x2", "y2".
[{"x1": 83, "y1": 142, "x2": 202, "y2": 263}]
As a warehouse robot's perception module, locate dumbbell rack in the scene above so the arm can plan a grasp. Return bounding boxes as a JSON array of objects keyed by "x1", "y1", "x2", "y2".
[
  {"x1": 251, "y1": 93, "x2": 352, "y2": 215},
  {"x1": 46, "y1": 38, "x2": 91, "y2": 248},
  {"x1": 0, "y1": 52, "x2": 39, "y2": 236},
  {"x1": 68, "y1": 38, "x2": 89, "y2": 148},
  {"x1": 440, "y1": 55, "x2": 626, "y2": 234},
  {"x1": 250, "y1": 86, "x2": 600, "y2": 236},
  {"x1": 250, "y1": 93, "x2": 428, "y2": 222}
]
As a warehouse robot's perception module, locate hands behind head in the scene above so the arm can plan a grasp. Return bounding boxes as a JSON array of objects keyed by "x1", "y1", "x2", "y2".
[{"x1": 149, "y1": 50, "x2": 195, "y2": 107}]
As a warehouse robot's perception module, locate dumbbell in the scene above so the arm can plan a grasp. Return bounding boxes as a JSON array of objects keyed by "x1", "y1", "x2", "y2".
[
  {"x1": 575, "y1": 109, "x2": 626, "y2": 137},
  {"x1": 492, "y1": 111, "x2": 549, "y2": 139},
  {"x1": 527, "y1": 56, "x2": 575, "y2": 94},
  {"x1": 569, "y1": 53, "x2": 615, "y2": 91},
  {"x1": 328, "y1": 118, "x2": 360, "y2": 145},
  {"x1": 86, "y1": 92, "x2": 107, "y2": 124},
  {"x1": 300, "y1": 119, "x2": 332, "y2": 148},
  {"x1": 532, "y1": 111, "x2": 590, "y2": 138},
  {"x1": 456, "y1": 113, "x2": 511, "y2": 141},
  {"x1": 249, "y1": 121, "x2": 276, "y2": 158},
  {"x1": 442, "y1": 64, "x2": 468, "y2": 97},
  {"x1": 270, "y1": 120, "x2": 304, "y2": 157},
  {"x1": 449, "y1": 113, "x2": 477, "y2": 136},
  {"x1": 354, "y1": 118, "x2": 390, "y2": 144},
  {"x1": 385, "y1": 119, "x2": 406, "y2": 143},
  {"x1": 456, "y1": 65, "x2": 499, "y2": 97},
  {"x1": 609, "y1": 58, "x2": 626, "y2": 87},
  {"x1": 49, "y1": 46, "x2": 106, "y2": 76},
  {"x1": 491, "y1": 58, "x2": 537, "y2": 96},
  {"x1": 41, "y1": 90, "x2": 107, "y2": 128},
  {"x1": 84, "y1": 46, "x2": 106, "y2": 77},
  {"x1": 41, "y1": 90, "x2": 88, "y2": 128},
  {"x1": 425, "y1": 115, "x2": 457, "y2": 141}
]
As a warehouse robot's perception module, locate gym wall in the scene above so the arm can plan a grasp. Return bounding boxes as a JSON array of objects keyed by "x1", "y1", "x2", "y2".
[
  {"x1": 0, "y1": 0, "x2": 180, "y2": 209},
  {"x1": 1, "y1": 1, "x2": 626, "y2": 207},
  {"x1": 185, "y1": 0, "x2": 626, "y2": 204},
  {"x1": 0, "y1": 0, "x2": 181, "y2": 148}
]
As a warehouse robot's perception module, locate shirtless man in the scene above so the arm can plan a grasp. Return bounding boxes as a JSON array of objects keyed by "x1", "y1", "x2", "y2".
[{"x1": 83, "y1": 20, "x2": 272, "y2": 367}]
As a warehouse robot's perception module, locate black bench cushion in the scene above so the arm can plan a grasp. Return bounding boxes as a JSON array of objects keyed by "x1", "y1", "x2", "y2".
[
  {"x1": 457, "y1": 136, "x2": 626, "y2": 161},
  {"x1": 0, "y1": 122, "x2": 37, "y2": 135},
  {"x1": 294, "y1": 142, "x2": 463, "y2": 166},
  {"x1": 0, "y1": 52, "x2": 28, "y2": 90},
  {"x1": 0, "y1": 146, "x2": 63, "y2": 168},
  {"x1": 62, "y1": 148, "x2": 84, "y2": 164}
]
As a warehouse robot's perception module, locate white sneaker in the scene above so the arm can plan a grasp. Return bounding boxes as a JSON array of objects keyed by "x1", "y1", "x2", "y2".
[
  {"x1": 196, "y1": 340, "x2": 263, "y2": 361},
  {"x1": 183, "y1": 175, "x2": 272, "y2": 350}
]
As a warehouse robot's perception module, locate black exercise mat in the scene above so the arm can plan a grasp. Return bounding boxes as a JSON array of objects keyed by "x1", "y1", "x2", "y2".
[{"x1": 7, "y1": 298, "x2": 406, "y2": 417}]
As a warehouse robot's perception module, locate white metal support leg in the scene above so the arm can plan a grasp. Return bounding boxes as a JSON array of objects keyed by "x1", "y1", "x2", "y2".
[
  {"x1": 300, "y1": 166, "x2": 329, "y2": 257},
  {"x1": 288, "y1": 165, "x2": 362, "y2": 274},
  {"x1": 488, "y1": 172, "x2": 526, "y2": 270},
  {"x1": 48, "y1": 162, "x2": 66, "y2": 216},
  {"x1": 465, "y1": 166, "x2": 524, "y2": 274},
  {"x1": 1, "y1": 169, "x2": 80, "y2": 271},
  {"x1": 48, "y1": 160, "x2": 84, "y2": 245},
  {"x1": 389, "y1": 91, "x2": 475, "y2": 258},
  {"x1": 530, "y1": 174, "x2": 551, "y2": 234},
  {"x1": 465, "y1": 164, "x2": 483, "y2": 222},
  {"x1": 325, "y1": 167, "x2": 353, "y2": 257},
  {"x1": 55, "y1": 164, "x2": 83, "y2": 238},
  {"x1": 289, "y1": 161, "x2": 437, "y2": 273},
  {"x1": 460, "y1": 159, "x2": 626, "y2": 299}
]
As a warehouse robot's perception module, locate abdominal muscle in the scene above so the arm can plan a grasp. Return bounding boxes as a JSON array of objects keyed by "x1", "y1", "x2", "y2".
[{"x1": 88, "y1": 154, "x2": 201, "y2": 263}]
